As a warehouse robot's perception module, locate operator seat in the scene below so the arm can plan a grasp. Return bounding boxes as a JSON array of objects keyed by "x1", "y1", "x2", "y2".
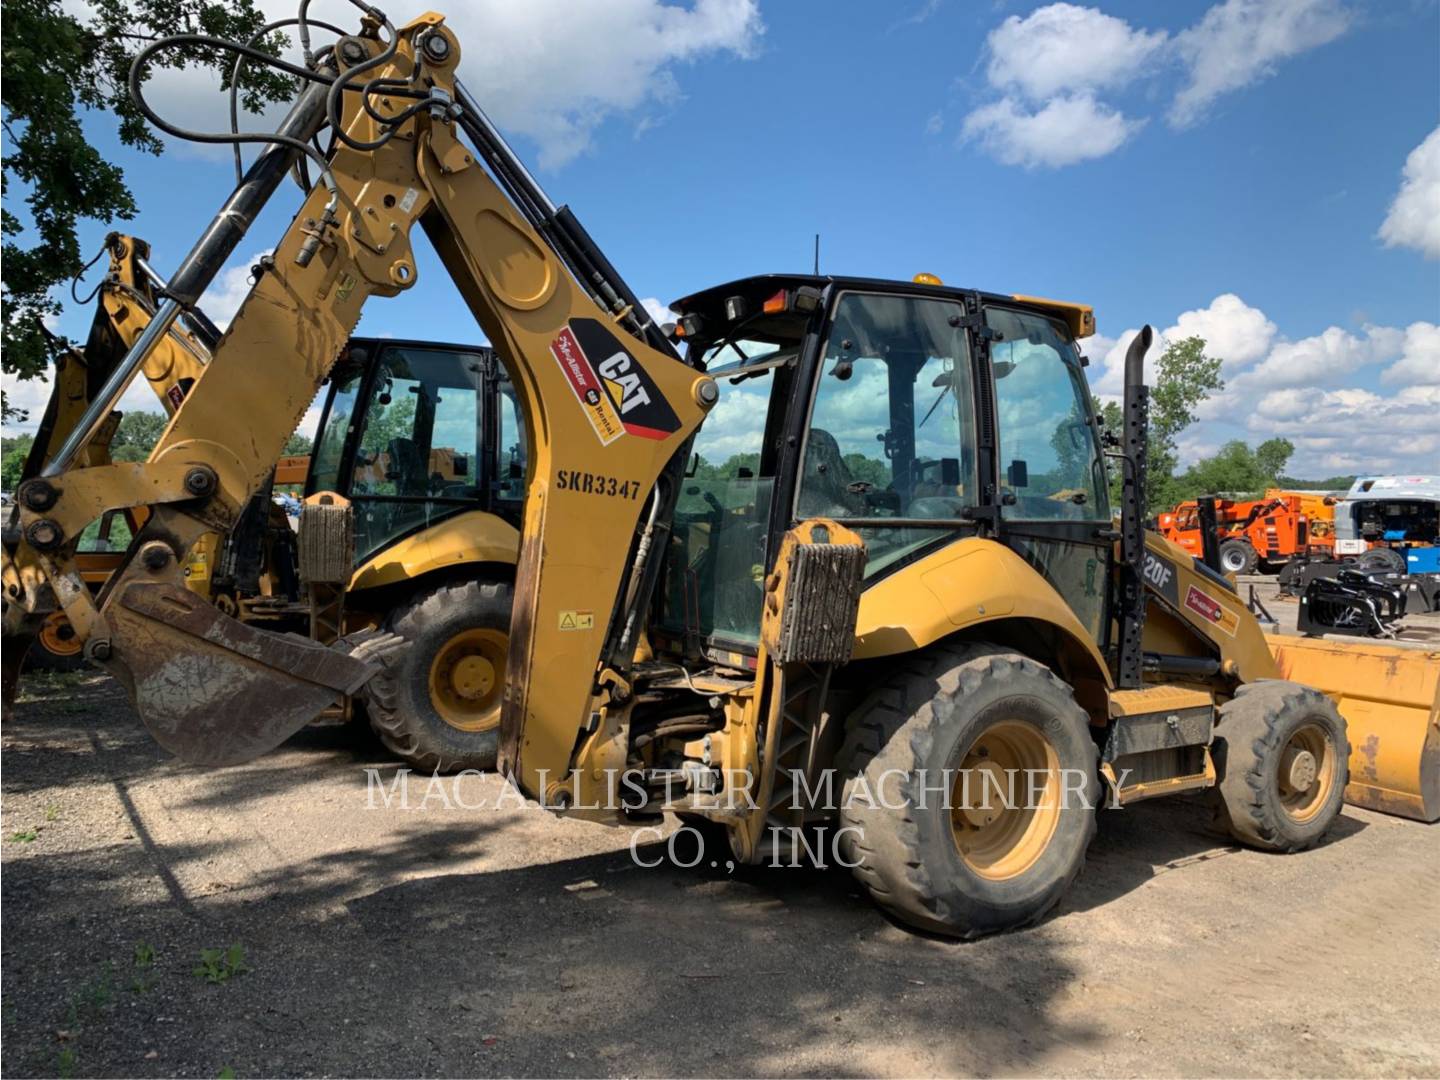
[{"x1": 798, "y1": 429, "x2": 867, "y2": 519}]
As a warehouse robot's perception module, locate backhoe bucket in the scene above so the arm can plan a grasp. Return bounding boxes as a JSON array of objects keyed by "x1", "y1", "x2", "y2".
[
  {"x1": 1267, "y1": 634, "x2": 1440, "y2": 822},
  {"x1": 106, "y1": 582, "x2": 401, "y2": 767}
]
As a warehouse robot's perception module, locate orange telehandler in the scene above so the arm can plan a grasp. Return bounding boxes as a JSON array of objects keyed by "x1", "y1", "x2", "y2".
[
  {"x1": 3, "y1": 5, "x2": 1433, "y2": 940},
  {"x1": 1158, "y1": 491, "x2": 1335, "y2": 575}
]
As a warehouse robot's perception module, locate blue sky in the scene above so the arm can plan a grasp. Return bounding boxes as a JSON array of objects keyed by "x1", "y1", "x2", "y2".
[{"x1": 5, "y1": 0, "x2": 1438, "y2": 477}]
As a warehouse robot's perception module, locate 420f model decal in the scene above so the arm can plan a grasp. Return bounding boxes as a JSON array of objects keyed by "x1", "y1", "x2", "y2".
[{"x1": 549, "y1": 318, "x2": 681, "y2": 446}]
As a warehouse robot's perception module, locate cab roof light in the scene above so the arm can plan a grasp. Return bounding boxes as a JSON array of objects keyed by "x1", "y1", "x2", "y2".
[
  {"x1": 762, "y1": 289, "x2": 788, "y2": 314},
  {"x1": 671, "y1": 313, "x2": 704, "y2": 340},
  {"x1": 913, "y1": 272, "x2": 943, "y2": 286},
  {"x1": 724, "y1": 295, "x2": 748, "y2": 321}
]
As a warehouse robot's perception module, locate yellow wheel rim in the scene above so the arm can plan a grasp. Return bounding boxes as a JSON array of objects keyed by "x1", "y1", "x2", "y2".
[
  {"x1": 427, "y1": 627, "x2": 507, "y2": 733},
  {"x1": 950, "y1": 720, "x2": 1062, "y2": 881},
  {"x1": 1277, "y1": 721, "x2": 1337, "y2": 824},
  {"x1": 38, "y1": 612, "x2": 82, "y2": 658}
]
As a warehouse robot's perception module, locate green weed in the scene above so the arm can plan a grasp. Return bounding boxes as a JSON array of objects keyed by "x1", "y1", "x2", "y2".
[{"x1": 193, "y1": 945, "x2": 250, "y2": 985}]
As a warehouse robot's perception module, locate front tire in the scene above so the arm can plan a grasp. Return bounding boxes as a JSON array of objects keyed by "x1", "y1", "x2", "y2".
[
  {"x1": 1211, "y1": 681, "x2": 1347, "y2": 851},
  {"x1": 1220, "y1": 539, "x2": 1258, "y2": 575},
  {"x1": 364, "y1": 577, "x2": 511, "y2": 773},
  {"x1": 837, "y1": 645, "x2": 1098, "y2": 939},
  {"x1": 25, "y1": 612, "x2": 88, "y2": 673}
]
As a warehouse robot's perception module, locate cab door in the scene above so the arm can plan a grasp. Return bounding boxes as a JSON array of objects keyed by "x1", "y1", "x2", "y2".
[
  {"x1": 307, "y1": 339, "x2": 500, "y2": 565},
  {"x1": 983, "y1": 305, "x2": 1112, "y2": 646}
]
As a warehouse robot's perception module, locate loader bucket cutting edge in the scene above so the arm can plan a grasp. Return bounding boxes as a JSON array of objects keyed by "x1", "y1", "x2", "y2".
[
  {"x1": 107, "y1": 583, "x2": 385, "y2": 767},
  {"x1": 1266, "y1": 633, "x2": 1440, "y2": 823}
]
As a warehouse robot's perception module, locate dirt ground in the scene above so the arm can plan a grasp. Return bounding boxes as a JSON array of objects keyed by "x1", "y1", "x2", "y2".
[{"x1": 3, "y1": 592, "x2": 1438, "y2": 1078}]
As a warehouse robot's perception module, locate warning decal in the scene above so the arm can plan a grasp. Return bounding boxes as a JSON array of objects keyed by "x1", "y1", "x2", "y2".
[
  {"x1": 549, "y1": 318, "x2": 682, "y2": 445},
  {"x1": 558, "y1": 610, "x2": 595, "y2": 631},
  {"x1": 1184, "y1": 584, "x2": 1239, "y2": 637}
]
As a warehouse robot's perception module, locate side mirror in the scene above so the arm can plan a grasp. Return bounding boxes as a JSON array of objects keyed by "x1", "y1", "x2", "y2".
[{"x1": 1007, "y1": 460, "x2": 1028, "y2": 489}]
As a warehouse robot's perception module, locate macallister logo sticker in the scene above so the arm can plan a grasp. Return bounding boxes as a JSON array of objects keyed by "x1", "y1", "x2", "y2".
[
  {"x1": 549, "y1": 318, "x2": 681, "y2": 446},
  {"x1": 1184, "y1": 584, "x2": 1239, "y2": 637}
]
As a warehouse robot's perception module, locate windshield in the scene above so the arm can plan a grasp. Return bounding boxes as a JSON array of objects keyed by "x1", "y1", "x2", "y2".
[
  {"x1": 797, "y1": 291, "x2": 976, "y2": 575},
  {"x1": 986, "y1": 307, "x2": 1108, "y2": 522}
]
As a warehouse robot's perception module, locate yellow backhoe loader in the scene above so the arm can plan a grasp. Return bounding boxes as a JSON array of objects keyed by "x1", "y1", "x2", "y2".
[
  {"x1": 2, "y1": 4, "x2": 1432, "y2": 938},
  {"x1": 10, "y1": 233, "x2": 528, "y2": 771}
]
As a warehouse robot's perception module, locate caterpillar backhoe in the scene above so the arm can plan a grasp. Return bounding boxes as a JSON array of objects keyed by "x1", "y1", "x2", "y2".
[
  {"x1": 3, "y1": 4, "x2": 1433, "y2": 938},
  {"x1": 10, "y1": 232, "x2": 527, "y2": 770}
]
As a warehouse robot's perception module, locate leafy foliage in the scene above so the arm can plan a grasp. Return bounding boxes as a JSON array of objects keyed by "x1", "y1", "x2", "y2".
[
  {"x1": 2, "y1": 0, "x2": 292, "y2": 420},
  {"x1": 109, "y1": 410, "x2": 169, "y2": 462},
  {"x1": 1094, "y1": 335, "x2": 1224, "y2": 515},
  {"x1": 1171, "y1": 438, "x2": 1295, "y2": 501},
  {"x1": 2, "y1": 434, "x2": 35, "y2": 490},
  {"x1": 1145, "y1": 336, "x2": 1224, "y2": 513},
  {"x1": 283, "y1": 431, "x2": 313, "y2": 455}
]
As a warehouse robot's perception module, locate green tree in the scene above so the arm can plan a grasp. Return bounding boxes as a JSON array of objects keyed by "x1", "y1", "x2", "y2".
[
  {"x1": 2, "y1": 0, "x2": 291, "y2": 420},
  {"x1": 283, "y1": 432, "x2": 313, "y2": 456},
  {"x1": 1277, "y1": 473, "x2": 1355, "y2": 491},
  {"x1": 1146, "y1": 336, "x2": 1224, "y2": 514},
  {"x1": 1094, "y1": 337, "x2": 1225, "y2": 515},
  {"x1": 1173, "y1": 437, "x2": 1295, "y2": 501},
  {"x1": 2, "y1": 434, "x2": 36, "y2": 491},
  {"x1": 109, "y1": 410, "x2": 168, "y2": 462}
]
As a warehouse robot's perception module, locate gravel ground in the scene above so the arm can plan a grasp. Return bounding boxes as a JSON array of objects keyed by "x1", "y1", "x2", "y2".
[{"x1": 3, "y1": 634, "x2": 1438, "y2": 1077}]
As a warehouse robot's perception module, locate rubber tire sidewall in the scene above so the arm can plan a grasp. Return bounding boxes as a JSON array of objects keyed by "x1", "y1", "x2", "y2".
[
  {"x1": 839, "y1": 648, "x2": 1098, "y2": 938},
  {"x1": 369, "y1": 577, "x2": 512, "y2": 773},
  {"x1": 25, "y1": 634, "x2": 88, "y2": 674},
  {"x1": 1220, "y1": 540, "x2": 1258, "y2": 575},
  {"x1": 1212, "y1": 681, "x2": 1348, "y2": 852},
  {"x1": 1357, "y1": 547, "x2": 1405, "y2": 575}
]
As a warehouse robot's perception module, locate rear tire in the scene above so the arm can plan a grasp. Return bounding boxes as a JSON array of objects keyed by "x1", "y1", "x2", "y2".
[
  {"x1": 836, "y1": 645, "x2": 1098, "y2": 939},
  {"x1": 364, "y1": 577, "x2": 511, "y2": 773},
  {"x1": 1211, "y1": 681, "x2": 1347, "y2": 852},
  {"x1": 1220, "y1": 539, "x2": 1258, "y2": 575},
  {"x1": 1357, "y1": 547, "x2": 1405, "y2": 575}
]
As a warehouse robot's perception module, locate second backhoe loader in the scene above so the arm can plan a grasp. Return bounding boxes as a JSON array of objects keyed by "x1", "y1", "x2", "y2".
[
  {"x1": 11, "y1": 233, "x2": 528, "y2": 771},
  {"x1": 3, "y1": 4, "x2": 1432, "y2": 937}
]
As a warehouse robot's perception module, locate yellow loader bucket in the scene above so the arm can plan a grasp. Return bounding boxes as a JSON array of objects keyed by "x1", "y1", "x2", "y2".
[{"x1": 1266, "y1": 634, "x2": 1439, "y2": 823}]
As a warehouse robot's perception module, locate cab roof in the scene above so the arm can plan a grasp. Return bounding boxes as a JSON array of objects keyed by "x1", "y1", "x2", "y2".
[{"x1": 669, "y1": 274, "x2": 1096, "y2": 340}]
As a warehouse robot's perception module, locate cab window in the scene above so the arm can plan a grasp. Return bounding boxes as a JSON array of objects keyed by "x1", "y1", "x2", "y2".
[
  {"x1": 986, "y1": 308, "x2": 1107, "y2": 522},
  {"x1": 657, "y1": 342, "x2": 790, "y2": 647},
  {"x1": 798, "y1": 292, "x2": 976, "y2": 575},
  {"x1": 347, "y1": 346, "x2": 486, "y2": 561}
]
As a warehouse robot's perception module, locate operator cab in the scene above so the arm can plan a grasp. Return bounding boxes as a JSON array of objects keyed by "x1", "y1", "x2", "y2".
[
  {"x1": 307, "y1": 338, "x2": 527, "y2": 565},
  {"x1": 653, "y1": 274, "x2": 1111, "y2": 665}
]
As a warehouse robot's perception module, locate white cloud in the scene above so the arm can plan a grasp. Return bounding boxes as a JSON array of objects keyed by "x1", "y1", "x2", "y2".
[
  {"x1": 960, "y1": 0, "x2": 1351, "y2": 168},
  {"x1": 2, "y1": 366, "x2": 162, "y2": 436},
  {"x1": 1084, "y1": 291, "x2": 1438, "y2": 475},
  {"x1": 962, "y1": 4, "x2": 1155, "y2": 168},
  {"x1": 1169, "y1": 0, "x2": 1351, "y2": 128},
  {"x1": 639, "y1": 296, "x2": 674, "y2": 329},
  {"x1": 962, "y1": 93, "x2": 1142, "y2": 169},
  {"x1": 1379, "y1": 126, "x2": 1440, "y2": 260},
  {"x1": 984, "y1": 3, "x2": 1167, "y2": 103},
  {"x1": 117, "y1": 0, "x2": 762, "y2": 170},
  {"x1": 1243, "y1": 323, "x2": 1403, "y2": 389},
  {"x1": 1380, "y1": 322, "x2": 1440, "y2": 385},
  {"x1": 200, "y1": 251, "x2": 272, "y2": 329},
  {"x1": 1165, "y1": 293, "x2": 1277, "y2": 369},
  {"x1": 1090, "y1": 293, "x2": 1277, "y2": 397},
  {"x1": 440, "y1": 0, "x2": 762, "y2": 168}
]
